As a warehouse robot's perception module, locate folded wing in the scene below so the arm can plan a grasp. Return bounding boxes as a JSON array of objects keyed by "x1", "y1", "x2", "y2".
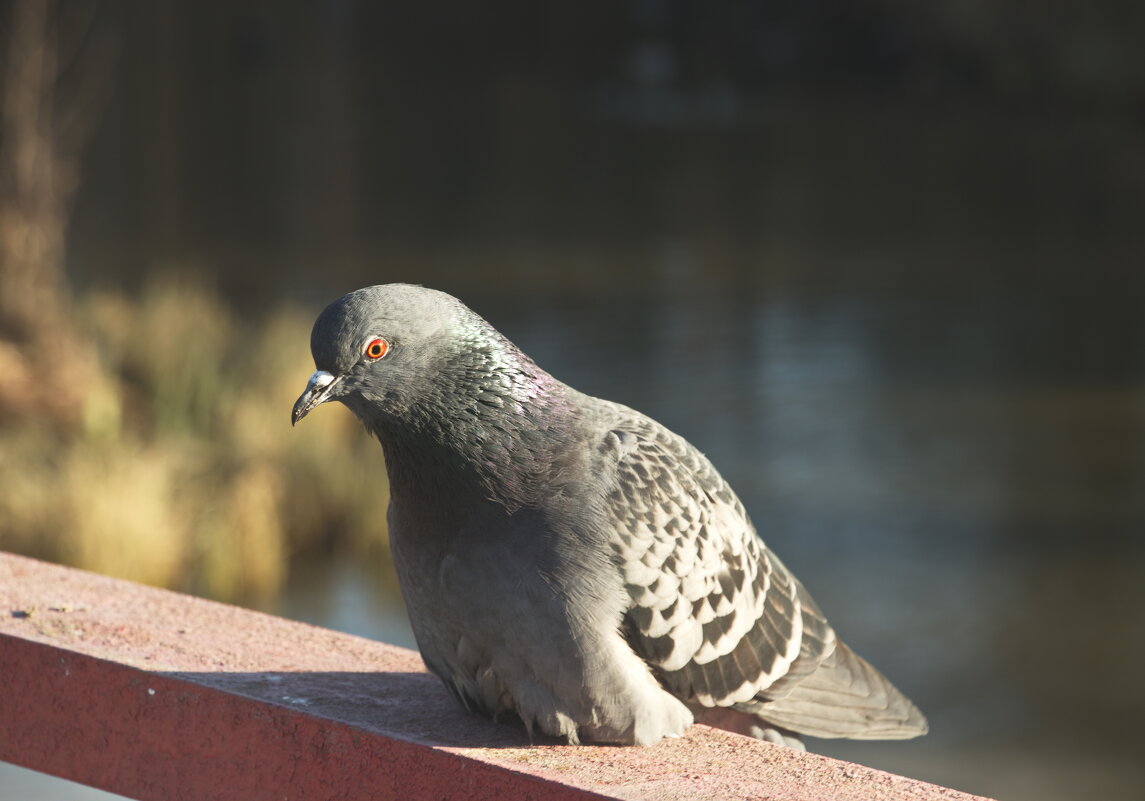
[{"x1": 602, "y1": 416, "x2": 927, "y2": 740}]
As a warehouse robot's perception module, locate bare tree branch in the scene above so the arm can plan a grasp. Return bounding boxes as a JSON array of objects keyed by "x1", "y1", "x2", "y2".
[{"x1": 0, "y1": 0, "x2": 114, "y2": 426}]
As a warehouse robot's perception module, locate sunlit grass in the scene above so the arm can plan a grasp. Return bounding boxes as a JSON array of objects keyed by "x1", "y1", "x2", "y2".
[{"x1": 0, "y1": 276, "x2": 390, "y2": 603}]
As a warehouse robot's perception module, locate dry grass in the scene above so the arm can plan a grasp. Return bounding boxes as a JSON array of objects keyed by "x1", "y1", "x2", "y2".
[{"x1": 0, "y1": 276, "x2": 390, "y2": 602}]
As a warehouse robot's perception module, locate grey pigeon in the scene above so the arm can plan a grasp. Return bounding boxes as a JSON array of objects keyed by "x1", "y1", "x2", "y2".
[{"x1": 292, "y1": 284, "x2": 928, "y2": 748}]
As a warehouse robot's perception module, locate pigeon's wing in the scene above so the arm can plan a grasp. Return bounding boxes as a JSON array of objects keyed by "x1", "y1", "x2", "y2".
[
  {"x1": 744, "y1": 640, "x2": 929, "y2": 739},
  {"x1": 603, "y1": 418, "x2": 835, "y2": 707},
  {"x1": 601, "y1": 415, "x2": 926, "y2": 738}
]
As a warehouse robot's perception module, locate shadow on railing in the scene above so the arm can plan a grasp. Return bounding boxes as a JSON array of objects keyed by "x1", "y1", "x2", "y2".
[{"x1": 0, "y1": 552, "x2": 993, "y2": 801}]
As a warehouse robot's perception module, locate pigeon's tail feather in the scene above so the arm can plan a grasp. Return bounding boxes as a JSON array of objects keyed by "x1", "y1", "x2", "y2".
[{"x1": 750, "y1": 641, "x2": 929, "y2": 740}]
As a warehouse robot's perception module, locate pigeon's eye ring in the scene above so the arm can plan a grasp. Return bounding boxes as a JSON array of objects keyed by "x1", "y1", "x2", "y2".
[{"x1": 363, "y1": 337, "x2": 389, "y2": 360}]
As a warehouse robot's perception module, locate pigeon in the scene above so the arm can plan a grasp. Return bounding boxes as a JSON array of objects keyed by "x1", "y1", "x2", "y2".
[{"x1": 292, "y1": 284, "x2": 928, "y2": 748}]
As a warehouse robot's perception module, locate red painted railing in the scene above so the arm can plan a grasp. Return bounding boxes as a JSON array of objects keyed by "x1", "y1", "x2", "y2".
[{"x1": 0, "y1": 553, "x2": 991, "y2": 801}]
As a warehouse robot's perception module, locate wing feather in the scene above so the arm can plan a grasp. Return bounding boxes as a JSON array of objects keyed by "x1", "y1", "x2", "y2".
[
  {"x1": 598, "y1": 407, "x2": 926, "y2": 740},
  {"x1": 604, "y1": 419, "x2": 826, "y2": 708}
]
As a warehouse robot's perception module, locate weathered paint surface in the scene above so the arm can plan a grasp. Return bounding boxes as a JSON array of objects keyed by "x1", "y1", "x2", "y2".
[{"x1": 0, "y1": 553, "x2": 993, "y2": 801}]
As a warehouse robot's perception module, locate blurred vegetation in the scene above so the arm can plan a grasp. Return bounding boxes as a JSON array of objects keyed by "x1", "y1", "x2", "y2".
[
  {"x1": 0, "y1": 3, "x2": 389, "y2": 603},
  {"x1": 0, "y1": 275, "x2": 391, "y2": 603}
]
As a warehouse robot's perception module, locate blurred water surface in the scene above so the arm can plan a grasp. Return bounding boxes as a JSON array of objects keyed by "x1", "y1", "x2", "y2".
[
  {"x1": 8, "y1": 8, "x2": 1144, "y2": 791},
  {"x1": 271, "y1": 272, "x2": 1145, "y2": 800},
  {"x1": 11, "y1": 236, "x2": 1145, "y2": 801}
]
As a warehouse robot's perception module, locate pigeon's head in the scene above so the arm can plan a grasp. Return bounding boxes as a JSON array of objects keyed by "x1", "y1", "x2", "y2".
[{"x1": 291, "y1": 283, "x2": 474, "y2": 427}]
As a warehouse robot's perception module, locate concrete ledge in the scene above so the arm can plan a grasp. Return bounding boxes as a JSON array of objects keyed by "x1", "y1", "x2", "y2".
[{"x1": 0, "y1": 552, "x2": 993, "y2": 801}]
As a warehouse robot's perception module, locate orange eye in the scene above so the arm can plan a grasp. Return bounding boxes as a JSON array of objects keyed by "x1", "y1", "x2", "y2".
[{"x1": 364, "y1": 338, "x2": 388, "y2": 360}]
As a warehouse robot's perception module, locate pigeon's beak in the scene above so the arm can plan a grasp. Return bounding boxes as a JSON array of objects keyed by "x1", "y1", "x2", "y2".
[{"x1": 292, "y1": 370, "x2": 340, "y2": 426}]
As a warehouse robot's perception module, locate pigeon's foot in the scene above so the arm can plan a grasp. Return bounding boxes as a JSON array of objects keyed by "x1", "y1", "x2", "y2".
[
  {"x1": 627, "y1": 689, "x2": 695, "y2": 746},
  {"x1": 752, "y1": 725, "x2": 806, "y2": 751},
  {"x1": 695, "y1": 706, "x2": 806, "y2": 750},
  {"x1": 576, "y1": 688, "x2": 693, "y2": 746}
]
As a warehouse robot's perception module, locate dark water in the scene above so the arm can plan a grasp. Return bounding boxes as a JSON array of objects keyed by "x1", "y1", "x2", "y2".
[
  {"x1": 20, "y1": 71, "x2": 1145, "y2": 799},
  {"x1": 10, "y1": 277, "x2": 1145, "y2": 801},
  {"x1": 284, "y1": 275, "x2": 1145, "y2": 800}
]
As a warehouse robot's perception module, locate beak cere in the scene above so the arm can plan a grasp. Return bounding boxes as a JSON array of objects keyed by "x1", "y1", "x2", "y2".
[{"x1": 292, "y1": 370, "x2": 339, "y2": 426}]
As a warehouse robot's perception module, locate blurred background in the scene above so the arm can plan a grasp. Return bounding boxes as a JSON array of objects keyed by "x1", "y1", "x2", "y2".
[{"x1": 2, "y1": 1, "x2": 1144, "y2": 799}]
